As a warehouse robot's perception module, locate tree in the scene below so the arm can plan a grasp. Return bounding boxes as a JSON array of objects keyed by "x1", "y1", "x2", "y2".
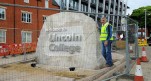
[{"x1": 130, "y1": 6, "x2": 151, "y2": 28}]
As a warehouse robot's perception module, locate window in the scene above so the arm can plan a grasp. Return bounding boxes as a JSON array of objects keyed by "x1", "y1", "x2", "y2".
[
  {"x1": 142, "y1": 32, "x2": 145, "y2": 37},
  {"x1": 0, "y1": 8, "x2": 6, "y2": 20},
  {"x1": 90, "y1": 8, "x2": 91, "y2": 12},
  {"x1": 91, "y1": 0, "x2": 96, "y2": 4},
  {"x1": 111, "y1": 8, "x2": 113, "y2": 12},
  {"x1": 91, "y1": 0, "x2": 94, "y2": 4},
  {"x1": 91, "y1": 8, "x2": 95, "y2": 13},
  {"x1": 94, "y1": 0, "x2": 96, "y2": 4},
  {"x1": 83, "y1": 5, "x2": 86, "y2": 12},
  {"x1": 21, "y1": 11, "x2": 32, "y2": 23},
  {"x1": 22, "y1": 31, "x2": 32, "y2": 43},
  {"x1": 86, "y1": 6, "x2": 88, "y2": 12},
  {"x1": 75, "y1": 1, "x2": 78, "y2": 10},
  {"x1": 99, "y1": 3, "x2": 103, "y2": 8},
  {"x1": 106, "y1": 5, "x2": 108, "y2": 10},
  {"x1": 45, "y1": 0, "x2": 49, "y2": 8},
  {"x1": 138, "y1": 32, "x2": 141, "y2": 37},
  {"x1": 84, "y1": 5, "x2": 87, "y2": 12},
  {"x1": 72, "y1": 1, "x2": 75, "y2": 9},
  {"x1": 24, "y1": 0, "x2": 29, "y2": 3},
  {"x1": 0, "y1": 30, "x2": 6, "y2": 43},
  {"x1": 70, "y1": 1, "x2": 74, "y2": 8},
  {"x1": 43, "y1": 16, "x2": 47, "y2": 23},
  {"x1": 64, "y1": 0, "x2": 67, "y2": 7},
  {"x1": 81, "y1": 4, "x2": 83, "y2": 11},
  {"x1": 74, "y1": 1, "x2": 76, "y2": 9},
  {"x1": 61, "y1": 0, "x2": 65, "y2": 8}
]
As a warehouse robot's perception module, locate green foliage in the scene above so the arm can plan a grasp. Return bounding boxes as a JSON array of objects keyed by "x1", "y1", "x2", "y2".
[{"x1": 130, "y1": 6, "x2": 151, "y2": 28}]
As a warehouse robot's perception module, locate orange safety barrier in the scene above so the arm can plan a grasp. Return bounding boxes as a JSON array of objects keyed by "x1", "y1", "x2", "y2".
[
  {"x1": 34, "y1": 42, "x2": 37, "y2": 51},
  {"x1": 30, "y1": 42, "x2": 37, "y2": 52},
  {"x1": 25, "y1": 43, "x2": 31, "y2": 53},
  {"x1": 0, "y1": 42, "x2": 36, "y2": 56},
  {"x1": 9, "y1": 44, "x2": 14, "y2": 55},
  {"x1": 29, "y1": 43, "x2": 33, "y2": 52},
  {"x1": 16, "y1": 44, "x2": 25, "y2": 55},
  {"x1": 0, "y1": 45, "x2": 10, "y2": 57},
  {"x1": 30, "y1": 43, "x2": 34, "y2": 52},
  {"x1": 9, "y1": 44, "x2": 20, "y2": 55},
  {"x1": 17, "y1": 44, "x2": 24, "y2": 54}
]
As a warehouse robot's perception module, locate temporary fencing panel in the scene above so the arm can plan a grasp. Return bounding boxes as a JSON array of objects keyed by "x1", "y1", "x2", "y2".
[
  {"x1": 0, "y1": 45, "x2": 10, "y2": 57},
  {"x1": 0, "y1": 48, "x2": 8, "y2": 57},
  {"x1": 0, "y1": 1, "x2": 140, "y2": 81}
]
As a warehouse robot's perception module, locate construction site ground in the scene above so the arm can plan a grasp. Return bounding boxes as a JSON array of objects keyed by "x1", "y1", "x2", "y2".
[
  {"x1": 0, "y1": 46, "x2": 150, "y2": 81},
  {"x1": 111, "y1": 46, "x2": 151, "y2": 81}
]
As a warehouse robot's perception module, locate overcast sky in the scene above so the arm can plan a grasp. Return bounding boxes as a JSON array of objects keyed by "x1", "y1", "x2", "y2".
[{"x1": 127, "y1": 0, "x2": 151, "y2": 15}]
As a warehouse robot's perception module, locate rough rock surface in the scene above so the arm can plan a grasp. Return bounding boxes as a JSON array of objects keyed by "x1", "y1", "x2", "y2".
[{"x1": 35, "y1": 12, "x2": 106, "y2": 69}]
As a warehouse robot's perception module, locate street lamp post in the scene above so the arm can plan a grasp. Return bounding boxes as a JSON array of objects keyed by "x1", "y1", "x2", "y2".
[{"x1": 145, "y1": 9, "x2": 147, "y2": 39}]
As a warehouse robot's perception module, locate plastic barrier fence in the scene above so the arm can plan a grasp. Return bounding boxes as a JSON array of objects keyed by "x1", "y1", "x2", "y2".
[
  {"x1": 138, "y1": 39, "x2": 148, "y2": 46},
  {"x1": 0, "y1": 42, "x2": 37, "y2": 57}
]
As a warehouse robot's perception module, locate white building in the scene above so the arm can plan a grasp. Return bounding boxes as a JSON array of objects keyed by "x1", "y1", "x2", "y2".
[{"x1": 53, "y1": 0, "x2": 129, "y2": 31}]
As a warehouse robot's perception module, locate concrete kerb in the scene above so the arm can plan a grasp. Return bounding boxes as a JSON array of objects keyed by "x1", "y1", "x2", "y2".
[
  {"x1": 94, "y1": 62, "x2": 126, "y2": 81},
  {"x1": 77, "y1": 57, "x2": 126, "y2": 81},
  {"x1": 94, "y1": 60, "x2": 136, "y2": 81},
  {"x1": 0, "y1": 54, "x2": 36, "y2": 66}
]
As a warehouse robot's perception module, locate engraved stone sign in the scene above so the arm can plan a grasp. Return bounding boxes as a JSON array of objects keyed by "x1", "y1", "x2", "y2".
[{"x1": 36, "y1": 12, "x2": 106, "y2": 69}]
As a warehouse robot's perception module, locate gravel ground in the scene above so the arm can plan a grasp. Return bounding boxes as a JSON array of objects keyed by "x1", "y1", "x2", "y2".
[
  {"x1": 0, "y1": 63, "x2": 75, "y2": 81},
  {"x1": 0, "y1": 51, "x2": 125, "y2": 81},
  {"x1": 0, "y1": 46, "x2": 150, "y2": 81}
]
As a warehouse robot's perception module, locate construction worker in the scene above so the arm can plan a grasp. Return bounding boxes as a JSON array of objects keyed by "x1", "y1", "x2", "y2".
[{"x1": 99, "y1": 17, "x2": 114, "y2": 67}]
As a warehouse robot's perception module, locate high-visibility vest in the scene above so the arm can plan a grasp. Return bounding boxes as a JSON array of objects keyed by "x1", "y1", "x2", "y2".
[{"x1": 100, "y1": 22, "x2": 113, "y2": 41}]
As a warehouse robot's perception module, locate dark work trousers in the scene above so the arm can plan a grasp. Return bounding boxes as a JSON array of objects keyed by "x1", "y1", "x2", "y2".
[{"x1": 101, "y1": 40, "x2": 113, "y2": 66}]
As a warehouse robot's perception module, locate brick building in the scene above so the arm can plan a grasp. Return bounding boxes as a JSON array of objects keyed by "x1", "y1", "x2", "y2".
[
  {"x1": 138, "y1": 28, "x2": 150, "y2": 39},
  {"x1": 0, "y1": 0, "x2": 59, "y2": 44}
]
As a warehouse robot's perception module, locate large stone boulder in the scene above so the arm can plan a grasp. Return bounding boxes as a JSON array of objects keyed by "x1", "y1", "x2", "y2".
[{"x1": 35, "y1": 12, "x2": 106, "y2": 69}]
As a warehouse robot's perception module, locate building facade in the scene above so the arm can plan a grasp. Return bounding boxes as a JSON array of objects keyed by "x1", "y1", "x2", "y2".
[
  {"x1": 138, "y1": 28, "x2": 150, "y2": 39},
  {"x1": 0, "y1": 0, "x2": 59, "y2": 44},
  {"x1": 55, "y1": 0, "x2": 128, "y2": 30},
  {"x1": 0, "y1": 0, "x2": 129, "y2": 44}
]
